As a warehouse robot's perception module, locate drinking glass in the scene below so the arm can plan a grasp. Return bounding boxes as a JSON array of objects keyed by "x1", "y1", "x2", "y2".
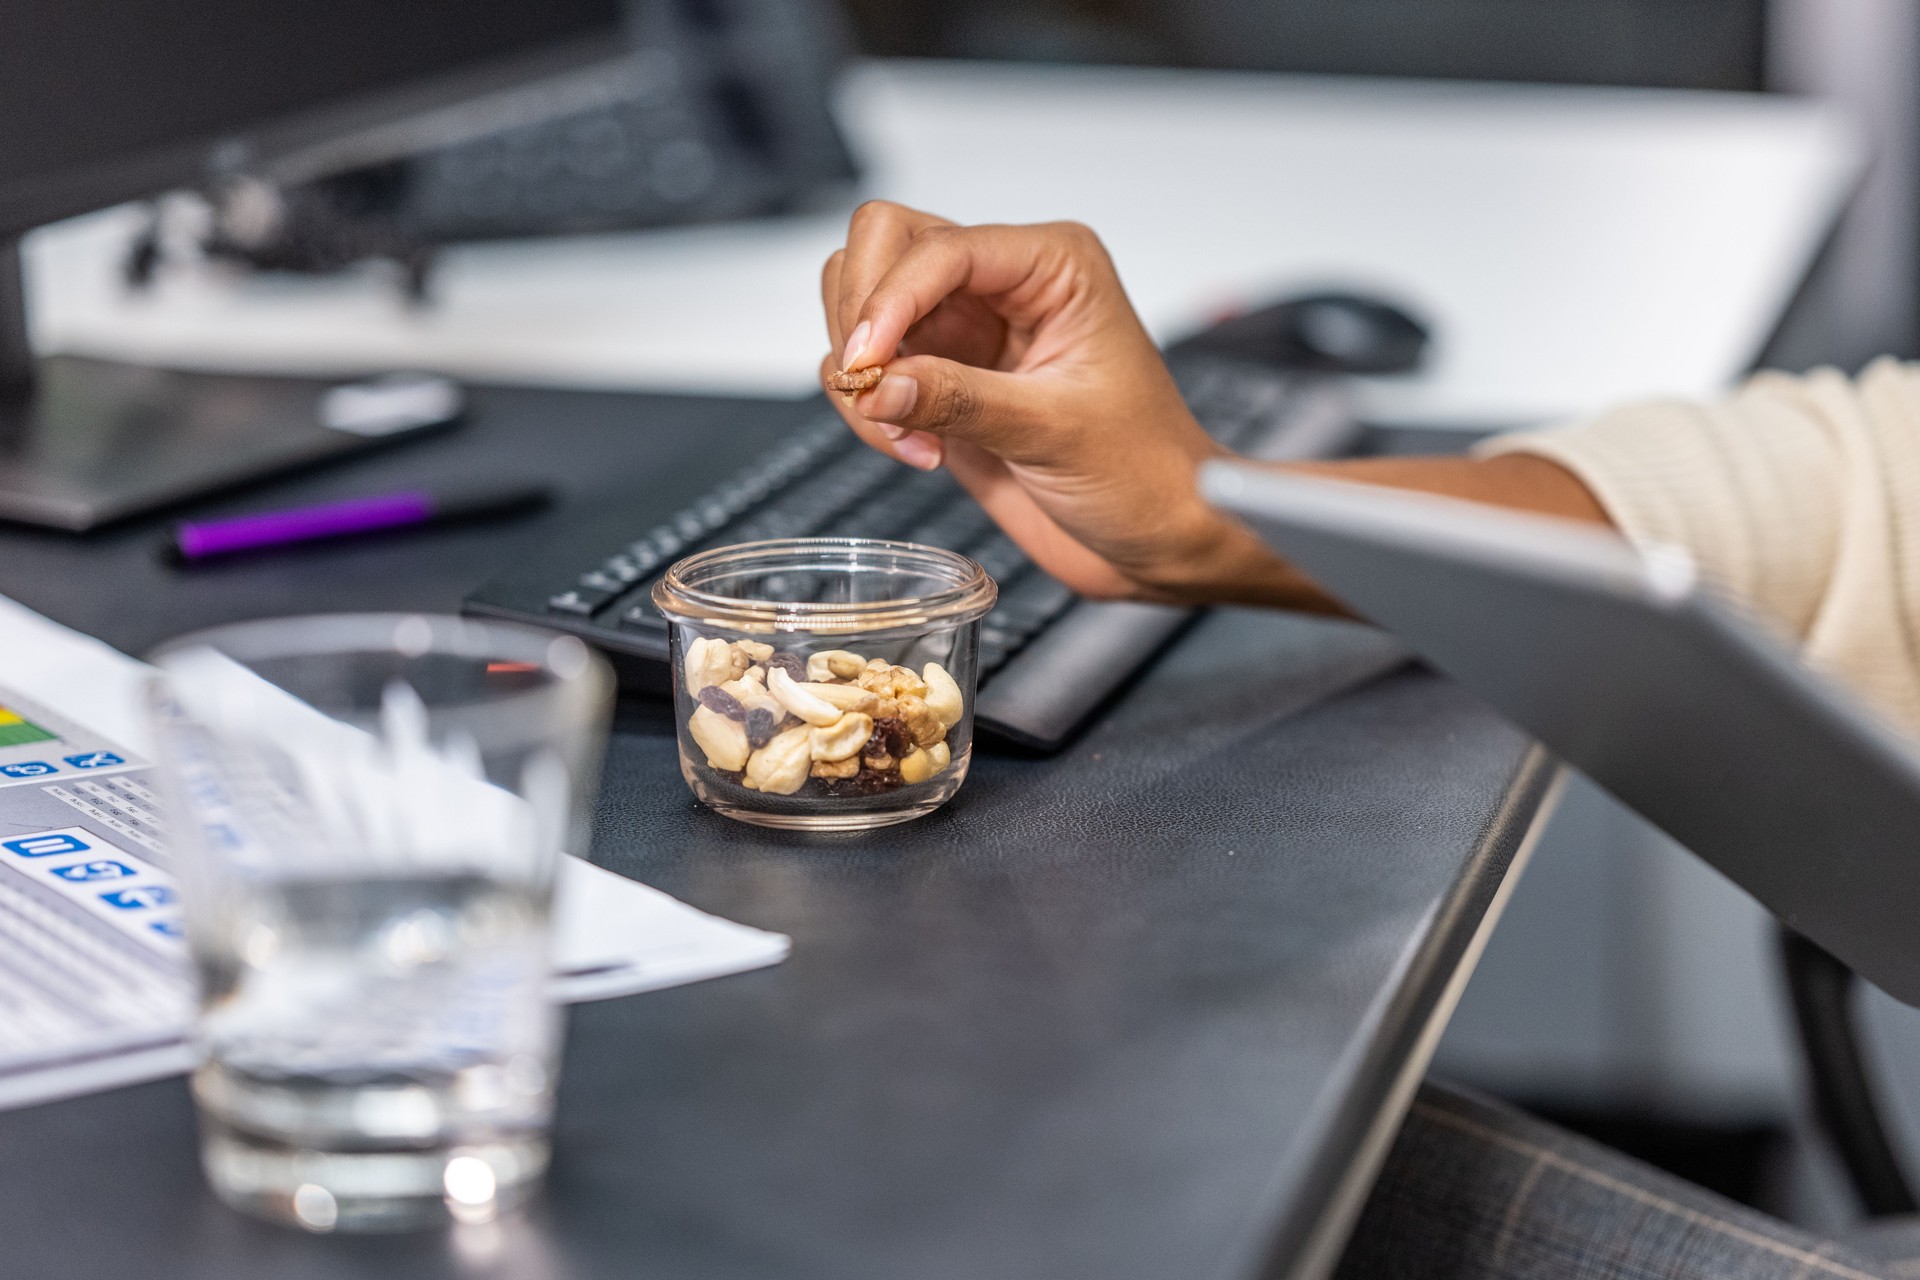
[{"x1": 145, "y1": 614, "x2": 612, "y2": 1232}]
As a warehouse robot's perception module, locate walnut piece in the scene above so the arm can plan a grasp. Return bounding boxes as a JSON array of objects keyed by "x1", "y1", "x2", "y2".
[
  {"x1": 811, "y1": 756, "x2": 860, "y2": 780},
  {"x1": 827, "y1": 366, "x2": 885, "y2": 393}
]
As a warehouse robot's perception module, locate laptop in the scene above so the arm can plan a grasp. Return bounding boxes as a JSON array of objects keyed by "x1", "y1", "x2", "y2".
[{"x1": 1201, "y1": 460, "x2": 1920, "y2": 1007}]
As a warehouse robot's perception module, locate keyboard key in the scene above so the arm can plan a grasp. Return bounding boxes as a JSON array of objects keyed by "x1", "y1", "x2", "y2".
[
  {"x1": 818, "y1": 467, "x2": 956, "y2": 539},
  {"x1": 903, "y1": 500, "x2": 993, "y2": 551},
  {"x1": 603, "y1": 555, "x2": 646, "y2": 584},
  {"x1": 995, "y1": 571, "x2": 1076, "y2": 629},
  {"x1": 637, "y1": 526, "x2": 683, "y2": 560},
  {"x1": 717, "y1": 481, "x2": 760, "y2": 513},
  {"x1": 967, "y1": 533, "x2": 1029, "y2": 584},
  {"x1": 579, "y1": 570, "x2": 623, "y2": 592},
  {"x1": 619, "y1": 604, "x2": 668, "y2": 633},
  {"x1": 547, "y1": 588, "x2": 611, "y2": 616}
]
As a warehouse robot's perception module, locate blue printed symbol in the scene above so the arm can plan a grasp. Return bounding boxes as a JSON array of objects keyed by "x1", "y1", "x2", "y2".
[
  {"x1": 50, "y1": 860, "x2": 135, "y2": 883},
  {"x1": 3, "y1": 833, "x2": 89, "y2": 858},
  {"x1": 62, "y1": 752, "x2": 124, "y2": 770},
  {"x1": 99, "y1": 885, "x2": 175, "y2": 910},
  {"x1": 149, "y1": 919, "x2": 186, "y2": 939},
  {"x1": 0, "y1": 762, "x2": 55, "y2": 779}
]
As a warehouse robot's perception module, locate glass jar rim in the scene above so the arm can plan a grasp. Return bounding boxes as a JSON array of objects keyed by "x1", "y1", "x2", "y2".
[{"x1": 652, "y1": 537, "x2": 998, "y2": 634}]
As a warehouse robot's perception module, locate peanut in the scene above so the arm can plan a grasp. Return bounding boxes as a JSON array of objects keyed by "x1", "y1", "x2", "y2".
[
  {"x1": 808, "y1": 650, "x2": 868, "y2": 682},
  {"x1": 898, "y1": 739, "x2": 953, "y2": 785},
  {"x1": 899, "y1": 746, "x2": 935, "y2": 784}
]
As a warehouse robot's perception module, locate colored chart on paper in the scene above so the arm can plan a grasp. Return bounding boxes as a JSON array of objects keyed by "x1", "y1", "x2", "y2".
[{"x1": 0, "y1": 706, "x2": 54, "y2": 749}]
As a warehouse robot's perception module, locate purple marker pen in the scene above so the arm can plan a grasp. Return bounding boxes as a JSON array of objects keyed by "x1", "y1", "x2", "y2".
[{"x1": 171, "y1": 486, "x2": 551, "y2": 562}]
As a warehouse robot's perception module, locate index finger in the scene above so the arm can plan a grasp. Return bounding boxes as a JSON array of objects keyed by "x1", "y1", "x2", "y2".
[
  {"x1": 848, "y1": 222, "x2": 1090, "y2": 369},
  {"x1": 834, "y1": 201, "x2": 953, "y2": 366}
]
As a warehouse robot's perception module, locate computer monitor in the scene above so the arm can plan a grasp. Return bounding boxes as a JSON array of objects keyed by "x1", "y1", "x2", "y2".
[{"x1": 0, "y1": 0, "x2": 635, "y2": 529}]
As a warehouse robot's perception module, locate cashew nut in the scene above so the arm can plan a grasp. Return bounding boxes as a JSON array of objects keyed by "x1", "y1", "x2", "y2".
[
  {"x1": 683, "y1": 636, "x2": 738, "y2": 696},
  {"x1": 744, "y1": 725, "x2": 812, "y2": 795},
  {"x1": 804, "y1": 682, "x2": 880, "y2": 715},
  {"x1": 921, "y1": 662, "x2": 964, "y2": 728},
  {"x1": 733, "y1": 639, "x2": 775, "y2": 663},
  {"x1": 808, "y1": 649, "x2": 868, "y2": 682},
  {"x1": 810, "y1": 711, "x2": 874, "y2": 763},
  {"x1": 810, "y1": 756, "x2": 860, "y2": 780},
  {"x1": 769, "y1": 666, "x2": 843, "y2": 727},
  {"x1": 688, "y1": 705, "x2": 749, "y2": 771}
]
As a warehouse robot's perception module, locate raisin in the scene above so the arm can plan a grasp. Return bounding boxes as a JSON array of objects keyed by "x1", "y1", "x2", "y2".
[
  {"x1": 825, "y1": 765, "x2": 904, "y2": 797},
  {"x1": 767, "y1": 651, "x2": 807, "y2": 682},
  {"x1": 867, "y1": 716, "x2": 912, "y2": 759},
  {"x1": 745, "y1": 707, "x2": 780, "y2": 748},
  {"x1": 697, "y1": 685, "x2": 746, "y2": 720}
]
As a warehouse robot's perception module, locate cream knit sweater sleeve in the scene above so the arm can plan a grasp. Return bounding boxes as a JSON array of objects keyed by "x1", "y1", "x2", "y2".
[{"x1": 1476, "y1": 357, "x2": 1920, "y2": 732}]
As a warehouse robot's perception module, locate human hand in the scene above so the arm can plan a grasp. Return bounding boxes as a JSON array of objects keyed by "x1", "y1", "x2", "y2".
[{"x1": 818, "y1": 201, "x2": 1299, "y2": 604}]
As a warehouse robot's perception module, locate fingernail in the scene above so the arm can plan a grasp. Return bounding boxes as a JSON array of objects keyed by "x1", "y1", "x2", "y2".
[
  {"x1": 859, "y1": 373, "x2": 917, "y2": 423},
  {"x1": 841, "y1": 321, "x2": 871, "y2": 370},
  {"x1": 893, "y1": 431, "x2": 943, "y2": 471},
  {"x1": 877, "y1": 423, "x2": 907, "y2": 440}
]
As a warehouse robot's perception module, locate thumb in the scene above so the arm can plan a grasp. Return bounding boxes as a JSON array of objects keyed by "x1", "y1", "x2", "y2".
[{"x1": 850, "y1": 355, "x2": 1043, "y2": 454}]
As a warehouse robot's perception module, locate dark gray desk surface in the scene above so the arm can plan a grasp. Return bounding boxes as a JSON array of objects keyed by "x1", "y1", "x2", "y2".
[{"x1": 0, "y1": 384, "x2": 1552, "y2": 1280}]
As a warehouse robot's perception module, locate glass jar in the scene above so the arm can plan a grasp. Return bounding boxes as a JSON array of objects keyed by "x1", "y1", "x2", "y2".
[{"x1": 652, "y1": 538, "x2": 997, "y2": 831}]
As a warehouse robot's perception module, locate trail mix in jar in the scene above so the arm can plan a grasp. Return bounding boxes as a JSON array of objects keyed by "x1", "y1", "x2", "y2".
[{"x1": 680, "y1": 637, "x2": 963, "y2": 797}]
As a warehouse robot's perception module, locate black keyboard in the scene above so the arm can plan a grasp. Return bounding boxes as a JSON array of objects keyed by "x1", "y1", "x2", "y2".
[{"x1": 463, "y1": 356, "x2": 1361, "y2": 750}]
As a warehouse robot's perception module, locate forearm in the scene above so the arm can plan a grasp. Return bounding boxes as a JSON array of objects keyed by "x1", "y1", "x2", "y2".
[{"x1": 1186, "y1": 453, "x2": 1615, "y2": 615}]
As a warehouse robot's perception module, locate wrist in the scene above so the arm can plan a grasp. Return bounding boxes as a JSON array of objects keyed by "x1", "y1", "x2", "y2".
[{"x1": 1114, "y1": 443, "x2": 1350, "y2": 612}]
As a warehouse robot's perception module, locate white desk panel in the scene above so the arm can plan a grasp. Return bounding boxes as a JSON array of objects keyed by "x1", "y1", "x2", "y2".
[{"x1": 27, "y1": 60, "x2": 1859, "y2": 429}]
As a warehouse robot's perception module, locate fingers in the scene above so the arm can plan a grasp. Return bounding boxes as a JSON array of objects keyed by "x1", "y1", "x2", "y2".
[
  {"x1": 820, "y1": 249, "x2": 846, "y2": 356},
  {"x1": 846, "y1": 221, "x2": 1103, "y2": 368},
  {"x1": 818, "y1": 353, "x2": 945, "y2": 471},
  {"x1": 848, "y1": 353, "x2": 1050, "y2": 458},
  {"x1": 835, "y1": 202, "x2": 953, "y2": 365}
]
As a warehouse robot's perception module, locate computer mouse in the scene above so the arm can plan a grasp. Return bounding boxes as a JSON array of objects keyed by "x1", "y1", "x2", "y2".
[{"x1": 1173, "y1": 290, "x2": 1432, "y2": 375}]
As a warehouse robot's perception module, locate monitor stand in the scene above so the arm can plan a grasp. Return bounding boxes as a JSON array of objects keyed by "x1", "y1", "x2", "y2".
[{"x1": 0, "y1": 238, "x2": 455, "y2": 533}]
